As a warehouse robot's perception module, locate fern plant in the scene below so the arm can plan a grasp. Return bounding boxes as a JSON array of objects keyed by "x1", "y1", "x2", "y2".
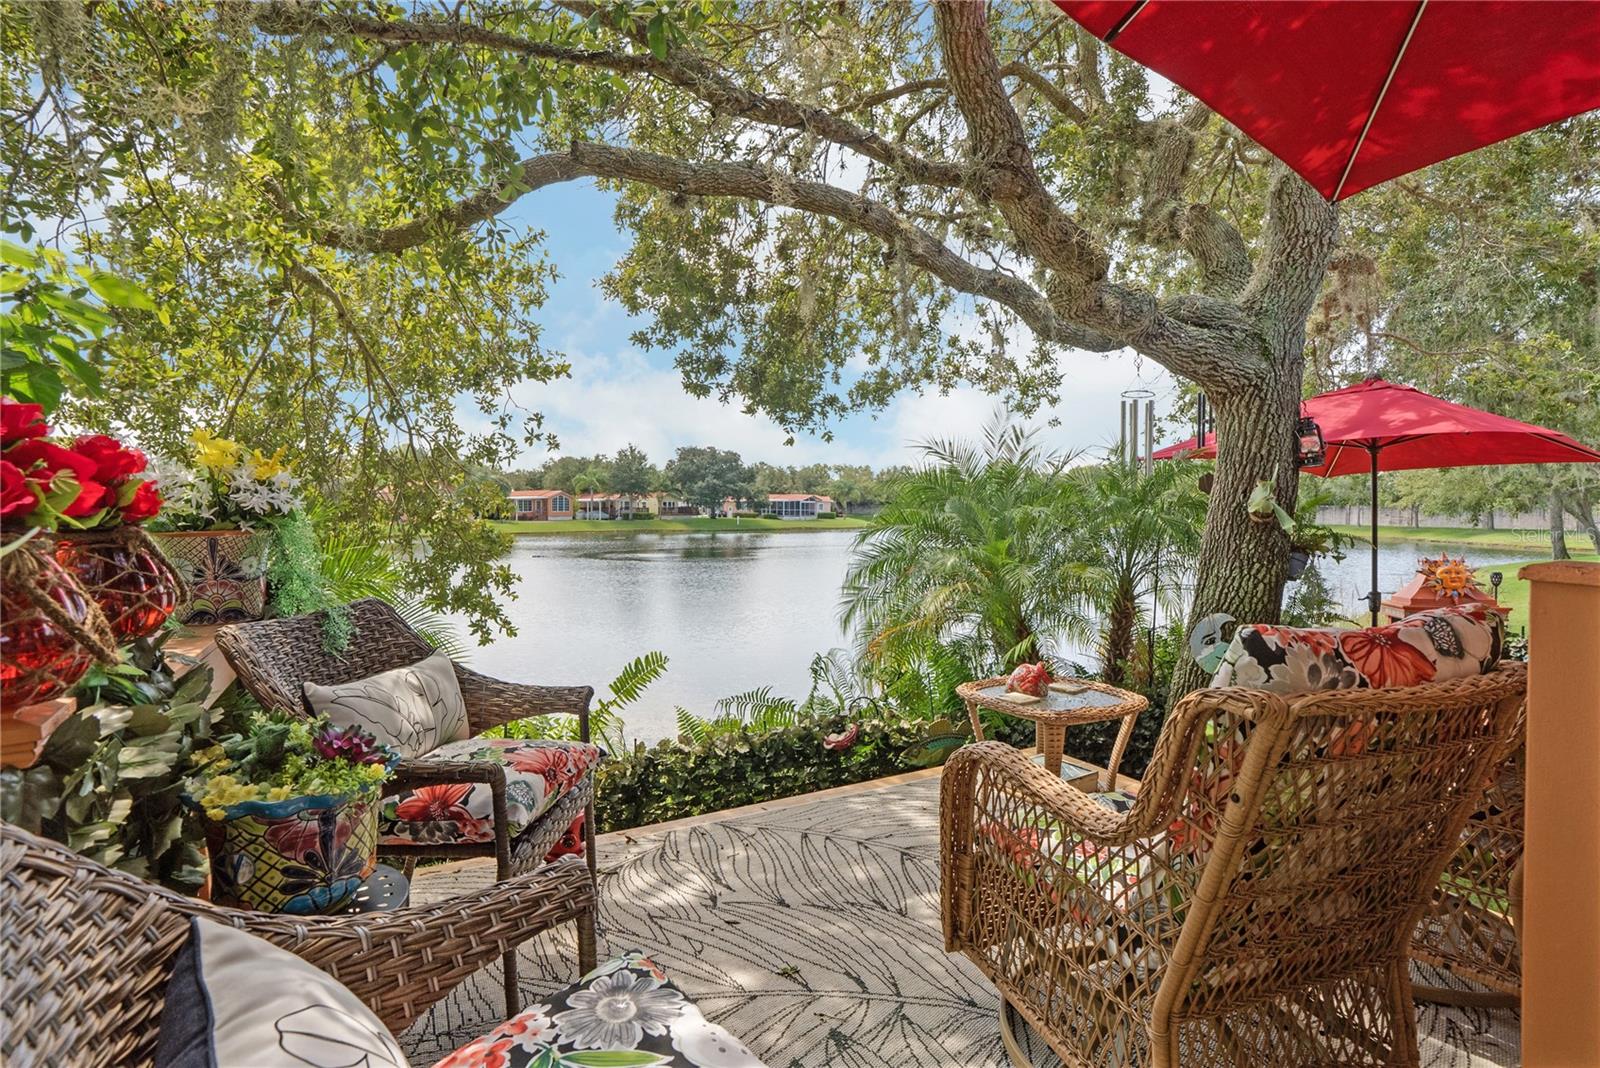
[
  {"x1": 675, "y1": 686, "x2": 803, "y2": 744},
  {"x1": 489, "y1": 651, "x2": 668, "y2": 753}
]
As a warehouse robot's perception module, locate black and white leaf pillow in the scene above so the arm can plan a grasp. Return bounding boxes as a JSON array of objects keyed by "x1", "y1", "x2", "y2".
[{"x1": 304, "y1": 653, "x2": 469, "y2": 759}]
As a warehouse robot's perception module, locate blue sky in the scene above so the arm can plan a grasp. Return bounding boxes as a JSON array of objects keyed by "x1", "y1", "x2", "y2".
[{"x1": 480, "y1": 178, "x2": 1178, "y2": 471}]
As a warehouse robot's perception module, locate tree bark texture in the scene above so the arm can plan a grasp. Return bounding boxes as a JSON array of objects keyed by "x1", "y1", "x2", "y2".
[{"x1": 1551, "y1": 489, "x2": 1571, "y2": 560}]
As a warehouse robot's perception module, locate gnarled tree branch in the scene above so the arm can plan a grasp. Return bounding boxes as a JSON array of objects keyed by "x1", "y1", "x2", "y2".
[{"x1": 254, "y1": 1, "x2": 968, "y2": 188}]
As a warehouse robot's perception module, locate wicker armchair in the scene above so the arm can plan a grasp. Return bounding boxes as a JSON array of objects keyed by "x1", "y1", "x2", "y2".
[
  {"x1": 214, "y1": 597, "x2": 599, "y2": 1013},
  {"x1": 0, "y1": 822, "x2": 594, "y2": 1068},
  {"x1": 1411, "y1": 722, "x2": 1525, "y2": 1006},
  {"x1": 942, "y1": 662, "x2": 1526, "y2": 1068}
]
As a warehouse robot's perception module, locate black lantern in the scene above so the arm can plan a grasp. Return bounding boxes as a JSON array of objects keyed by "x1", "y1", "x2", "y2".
[
  {"x1": 1489, "y1": 571, "x2": 1504, "y2": 601},
  {"x1": 1296, "y1": 414, "x2": 1326, "y2": 469}
]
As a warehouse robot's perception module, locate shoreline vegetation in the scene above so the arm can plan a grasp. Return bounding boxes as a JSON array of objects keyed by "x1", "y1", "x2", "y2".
[
  {"x1": 493, "y1": 516, "x2": 872, "y2": 535},
  {"x1": 1328, "y1": 523, "x2": 1596, "y2": 554}
]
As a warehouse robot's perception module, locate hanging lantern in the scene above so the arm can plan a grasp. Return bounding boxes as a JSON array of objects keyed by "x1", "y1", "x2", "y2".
[{"x1": 1296, "y1": 415, "x2": 1326, "y2": 469}]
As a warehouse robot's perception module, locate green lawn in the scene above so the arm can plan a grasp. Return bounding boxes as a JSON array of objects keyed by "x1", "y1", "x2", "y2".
[
  {"x1": 493, "y1": 515, "x2": 871, "y2": 535},
  {"x1": 1329, "y1": 523, "x2": 1595, "y2": 554},
  {"x1": 1468, "y1": 554, "x2": 1598, "y2": 622}
]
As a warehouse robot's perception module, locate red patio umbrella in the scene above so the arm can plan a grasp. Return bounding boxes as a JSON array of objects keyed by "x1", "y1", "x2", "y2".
[
  {"x1": 1053, "y1": 1, "x2": 1600, "y2": 200},
  {"x1": 1154, "y1": 378, "x2": 1600, "y2": 621}
]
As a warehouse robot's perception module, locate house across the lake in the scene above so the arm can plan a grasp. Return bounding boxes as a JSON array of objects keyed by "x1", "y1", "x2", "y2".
[
  {"x1": 642, "y1": 492, "x2": 699, "y2": 517},
  {"x1": 576, "y1": 493, "x2": 639, "y2": 520},
  {"x1": 506, "y1": 488, "x2": 573, "y2": 521},
  {"x1": 720, "y1": 493, "x2": 837, "y2": 519}
]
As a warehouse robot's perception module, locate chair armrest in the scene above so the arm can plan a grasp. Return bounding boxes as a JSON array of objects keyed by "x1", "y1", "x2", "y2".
[
  {"x1": 944, "y1": 742, "x2": 1146, "y2": 846},
  {"x1": 456, "y1": 665, "x2": 594, "y2": 735},
  {"x1": 386, "y1": 756, "x2": 506, "y2": 794},
  {"x1": 197, "y1": 855, "x2": 596, "y2": 1032}
]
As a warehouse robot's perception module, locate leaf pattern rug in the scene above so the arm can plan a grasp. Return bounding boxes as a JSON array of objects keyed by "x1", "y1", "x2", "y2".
[{"x1": 402, "y1": 775, "x2": 1519, "y2": 1067}]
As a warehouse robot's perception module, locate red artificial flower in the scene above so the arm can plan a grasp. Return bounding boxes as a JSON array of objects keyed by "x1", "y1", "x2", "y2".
[
  {"x1": 1338, "y1": 626, "x2": 1436, "y2": 688},
  {"x1": 0, "y1": 459, "x2": 40, "y2": 519},
  {"x1": 120, "y1": 480, "x2": 163, "y2": 523},
  {"x1": 394, "y1": 783, "x2": 475, "y2": 823},
  {"x1": 4, "y1": 439, "x2": 106, "y2": 518},
  {"x1": 72, "y1": 434, "x2": 147, "y2": 482},
  {"x1": 0, "y1": 399, "x2": 48, "y2": 446}
]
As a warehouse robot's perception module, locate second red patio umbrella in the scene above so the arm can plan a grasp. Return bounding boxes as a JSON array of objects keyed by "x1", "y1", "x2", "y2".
[{"x1": 1155, "y1": 377, "x2": 1600, "y2": 622}]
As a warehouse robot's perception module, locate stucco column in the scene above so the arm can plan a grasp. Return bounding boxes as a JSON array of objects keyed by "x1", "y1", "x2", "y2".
[{"x1": 1519, "y1": 561, "x2": 1600, "y2": 1068}]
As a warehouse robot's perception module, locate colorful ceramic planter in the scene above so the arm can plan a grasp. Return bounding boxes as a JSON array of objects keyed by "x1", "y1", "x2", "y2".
[
  {"x1": 151, "y1": 529, "x2": 267, "y2": 625},
  {"x1": 200, "y1": 790, "x2": 380, "y2": 914}
]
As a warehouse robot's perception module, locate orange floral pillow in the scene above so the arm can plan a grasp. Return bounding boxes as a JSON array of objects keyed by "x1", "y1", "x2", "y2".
[{"x1": 1212, "y1": 604, "x2": 1503, "y2": 694}]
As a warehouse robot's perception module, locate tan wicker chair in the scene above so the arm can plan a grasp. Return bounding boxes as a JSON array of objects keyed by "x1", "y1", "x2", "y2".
[
  {"x1": 942, "y1": 662, "x2": 1526, "y2": 1068},
  {"x1": 1411, "y1": 723, "x2": 1524, "y2": 1006},
  {"x1": 214, "y1": 597, "x2": 599, "y2": 1013},
  {"x1": 0, "y1": 822, "x2": 594, "y2": 1068}
]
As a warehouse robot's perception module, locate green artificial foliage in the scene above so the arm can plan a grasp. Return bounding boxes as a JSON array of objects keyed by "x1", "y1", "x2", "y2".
[
  {"x1": 263, "y1": 511, "x2": 353, "y2": 652},
  {"x1": 0, "y1": 656, "x2": 217, "y2": 892}
]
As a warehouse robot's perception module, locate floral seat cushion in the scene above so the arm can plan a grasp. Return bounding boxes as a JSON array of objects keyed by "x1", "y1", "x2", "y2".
[
  {"x1": 1212, "y1": 603, "x2": 1504, "y2": 694},
  {"x1": 381, "y1": 738, "x2": 601, "y2": 846},
  {"x1": 432, "y1": 952, "x2": 767, "y2": 1068}
]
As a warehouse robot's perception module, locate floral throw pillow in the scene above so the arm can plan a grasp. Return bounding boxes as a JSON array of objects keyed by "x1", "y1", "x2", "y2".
[
  {"x1": 431, "y1": 952, "x2": 767, "y2": 1068},
  {"x1": 303, "y1": 652, "x2": 469, "y2": 759},
  {"x1": 1212, "y1": 603, "x2": 1504, "y2": 694}
]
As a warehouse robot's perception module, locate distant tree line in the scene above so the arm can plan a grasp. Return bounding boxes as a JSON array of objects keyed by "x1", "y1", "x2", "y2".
[{"x1": 496, "y1": 444, "x2": 908, "y2": 516}]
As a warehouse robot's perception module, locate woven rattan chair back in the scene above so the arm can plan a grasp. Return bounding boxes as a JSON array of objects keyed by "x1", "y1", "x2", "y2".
[
  {"x1": 214, "y1": 597, "x2": 436, "y2": 716},
  {"x1": 0, "y1": 821, "x2": 595, "y2": 1068},
  {"x1": 0, "y1": 825, "x2": 192, "y2": 1067},
  {"x1": 944, "y1": 662, "x2": 1526, "y2": 1068}
]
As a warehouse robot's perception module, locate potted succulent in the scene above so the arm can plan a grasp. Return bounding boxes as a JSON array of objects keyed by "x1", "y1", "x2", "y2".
[
  {"x1": 186, "y1": 712, "x2": 396, "y2": 914},
  {"x1": 148, "y1": 430, "x2": 304, "y2": 624}
]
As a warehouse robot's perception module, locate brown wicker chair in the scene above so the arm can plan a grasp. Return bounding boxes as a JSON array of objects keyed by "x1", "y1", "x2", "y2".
[
  {"x1": 0, "y1": 821, "x2": 594, "y2": 1068},
  {"x1": 942, "y1": 661, "x2": 1526, "y2": 1068},
  {"x1": 1411, "y1": 723, "x2": 1525, "y2": 1006},
  {"x1": 214, "y1": 597, "x2": 599, "y2": 1013}
]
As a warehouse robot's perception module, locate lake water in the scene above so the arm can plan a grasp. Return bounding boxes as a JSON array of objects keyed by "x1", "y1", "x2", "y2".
[
  {"x1": 455, "y1": 531, "x2": 858, "y2": 744},
  {"x1": 457, "y1": 530, "x2": 1516, "y2": 745}
]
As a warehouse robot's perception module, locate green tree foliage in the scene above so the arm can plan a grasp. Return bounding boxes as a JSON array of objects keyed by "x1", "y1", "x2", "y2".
[
  {"x1": 662, "y1": 445, "x2": 752, "y2": 514},
  {"x1": 608, "y1": 443, "x2": 656, "y2": 500},
  {"x1": 1315, "y1": 119, "x2": 1600, "y2": 553},
  {"x1": 0, "y1": 240, "x2": 155, "y2": 411}
]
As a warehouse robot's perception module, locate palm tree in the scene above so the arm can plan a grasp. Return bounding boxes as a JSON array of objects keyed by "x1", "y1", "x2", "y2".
[
  {"x1": 1057, "y1": 459, "x2": 1206, "y2": 686},
  {"x1": 841, "y1": 418, "x2": 1090, "y2": 674},
  {"x1": 573, "y1": 466, "x2": 605, "y2": 518}
]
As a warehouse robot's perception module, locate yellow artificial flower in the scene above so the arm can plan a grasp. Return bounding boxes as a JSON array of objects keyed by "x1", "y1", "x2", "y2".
[
  {"x1": 192, "y1": 429, "x2": 241, "y2": 471},
  {"x1": 248, "y1": 447, "x2": 291, "y2": 480},
  {"x1": 267, "y1": 785, "x2": 293, "y2": 801},
  {"x1": 206, "y1": 808, "x2": 226, "y2": 821}
]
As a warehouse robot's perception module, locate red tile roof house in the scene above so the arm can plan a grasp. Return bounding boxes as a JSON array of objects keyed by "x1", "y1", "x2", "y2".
[
  {"x1": 575, "y1": 493, "x2": 639, "y2": 520},
  {"x1": 505, "y1": 488, "x2": 573, "y2": 521}
]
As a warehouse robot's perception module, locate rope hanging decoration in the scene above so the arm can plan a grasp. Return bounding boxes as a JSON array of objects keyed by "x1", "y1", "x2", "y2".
[{"x1": 2, "y1": 540, "x2": 121, "y2": 666}]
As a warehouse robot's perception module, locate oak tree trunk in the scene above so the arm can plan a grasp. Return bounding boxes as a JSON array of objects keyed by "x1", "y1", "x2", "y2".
[
  {"x1": 1550, "y1": 489, "x2": 1571, "y2": 560},
  {"x1": 1565, "y1": 494, "x2": 1600, "y2": 554}
]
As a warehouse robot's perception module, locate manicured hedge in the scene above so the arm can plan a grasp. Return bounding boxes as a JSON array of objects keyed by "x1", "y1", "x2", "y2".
[{"x1": 588, "y1": 706, "x2": 1163, "y2": 834}]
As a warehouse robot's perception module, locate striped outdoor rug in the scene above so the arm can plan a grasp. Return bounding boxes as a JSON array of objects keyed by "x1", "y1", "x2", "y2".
[{"x1": 401, "y1": 775, "x2": 1519, "y2": 1067}]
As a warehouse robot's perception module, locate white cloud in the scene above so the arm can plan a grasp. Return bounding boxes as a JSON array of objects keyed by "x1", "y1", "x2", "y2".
[{"x1": 483, "y1": 270, "x2": 1183, "y2": 471}]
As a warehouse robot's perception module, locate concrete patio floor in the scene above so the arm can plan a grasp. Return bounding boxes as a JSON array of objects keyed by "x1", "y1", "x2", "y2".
[{"x1": 402, "y1": 768, "x2": 1520, "y2": 1067}]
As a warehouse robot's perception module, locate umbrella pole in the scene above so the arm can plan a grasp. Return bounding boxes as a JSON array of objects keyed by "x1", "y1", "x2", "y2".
[{"x1": 1369, "y1": 444, "x2": 1381, "y2": 625}]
